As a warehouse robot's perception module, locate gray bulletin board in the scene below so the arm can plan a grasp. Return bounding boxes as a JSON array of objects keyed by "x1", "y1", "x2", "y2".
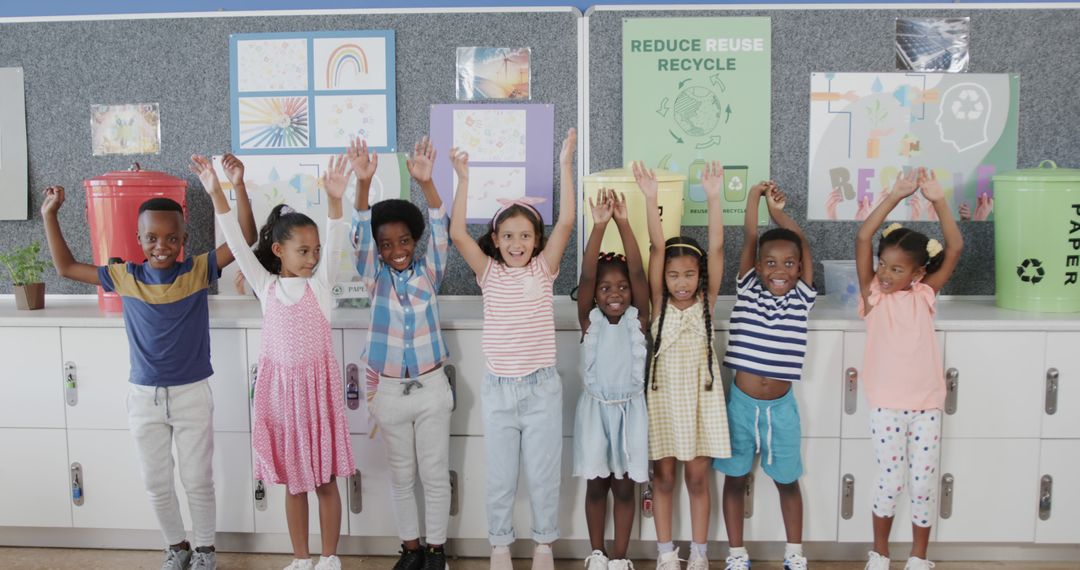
[
  {"x1": 0, "y1": 8, "x2": 579, "y2": 294},
  {"x1": 587, "y1": 6, "x2": 1080, "y2": 295}
]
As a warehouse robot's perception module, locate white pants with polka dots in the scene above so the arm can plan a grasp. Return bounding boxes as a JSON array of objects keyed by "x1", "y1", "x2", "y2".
[{"x1": 869, "y1": 407, "x2": 942, "y2": 527}]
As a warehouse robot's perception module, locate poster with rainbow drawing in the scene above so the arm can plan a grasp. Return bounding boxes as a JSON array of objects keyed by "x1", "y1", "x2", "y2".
[{"x1": 230, "y1": 30, "x2": 396, "y2": 155}]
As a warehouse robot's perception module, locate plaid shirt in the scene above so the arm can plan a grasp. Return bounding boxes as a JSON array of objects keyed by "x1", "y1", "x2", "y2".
[{"x1": 352, "y1": 207, "x2": 449, "y2": 378}]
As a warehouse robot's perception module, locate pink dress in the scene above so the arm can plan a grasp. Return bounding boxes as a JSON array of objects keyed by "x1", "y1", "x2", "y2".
[{"x1": 252, "y1": 281, "x2": 354, "y2": 494}]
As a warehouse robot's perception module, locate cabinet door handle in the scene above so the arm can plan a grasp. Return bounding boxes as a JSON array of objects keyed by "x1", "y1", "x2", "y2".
[
  {"x1": 249, "y1": 365, "x2": 258, "y2": 403},
  {"x1": 64, "y1": 362, "x2": 78, "y2": 406},
  {"x1": 743, "y1": 472, "x2": 755, "y2": 519},
  {"x1": 939, "y1": 473, "x2": 955, "y2": 519},
  {"x1": 254, "y1": 479, "x2": 267, "y2": 511},
  {"x1": 1046, "y1": 368, "x2": 1059, "y2": 415},
  {"x1": 448, "y1": 470, "x2": 459, "y2": 517},
  {"x1": 840, "y1": 474, "x2": 855, "y2": 520},
  {"x1": 1039, "y1": 475, "x2": 1053, "y2": 521},
  {"x1": 446, "y1": 364, "x2": 457, "y2": 412},
  {"x1": 345, "y1": 364, "x2": 361, "y2": 411},
  {"x1": 641, "y1": 482, "x2": 653, "y2": 518},
  {"x1": 944, "y1": 368, "x2": 960, "y2": 415},
  {"x1": 349, "y1": 469, "x2": 362, "y2": 514},
  {"x1": 70, "y1": 462, "x2": 84, "y2": 506},
  {"x1": 844, "y1": 368, "x2": 858, "y2": 415}
]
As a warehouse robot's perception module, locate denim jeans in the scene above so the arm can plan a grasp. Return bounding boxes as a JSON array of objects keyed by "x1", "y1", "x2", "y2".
[{"x1": 481, "y1": 365, "x2": 562, "y2": 545}]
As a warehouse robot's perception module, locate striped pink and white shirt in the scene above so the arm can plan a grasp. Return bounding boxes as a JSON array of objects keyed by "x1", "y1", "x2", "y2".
[{"x1": 479, "y1": 255, "x2": 558, "y2": 377}]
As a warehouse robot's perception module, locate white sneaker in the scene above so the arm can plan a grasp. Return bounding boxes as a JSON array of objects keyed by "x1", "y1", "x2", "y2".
[
  {"x1": 723, "y1": 554, "x2": 750, "y2": 570},
  {"x1": 864, "y1": 552, "x2": 889, "y2": 570},
  {"x1": 687, "y1": 552, "x2": 708, "y2": 570},
  {"x1": 585, "y1": 550, "x2": 609, "y2": 570},
  {"x1": 285, "y1": 559, "x2": 315, "y2": 570},
  {"x1": 491, "y1": 546, "x2": 513, "y2": 570},
  {"x1": 904, "y1": 557, "x2": 935, "y2": 570},
  {"x1": 608, "y1": 559, "x2": 635, "y2": 570},
  {"x1": 656, "y1": 550, "x2": 682, "y2": 570},
  {"x1": 315, "y1": 555, "x2": 342, "y2": 570},
  {"x1": 783, "y1": 553, "x2": 807, "y2": 570}
]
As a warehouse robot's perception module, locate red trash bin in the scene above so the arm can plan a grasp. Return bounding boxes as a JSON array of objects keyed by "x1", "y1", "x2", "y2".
[{"x1": 83, "y1": 163, "x2": 188, "y2": 312}]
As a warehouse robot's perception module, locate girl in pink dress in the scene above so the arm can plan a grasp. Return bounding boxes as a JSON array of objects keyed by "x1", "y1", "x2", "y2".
[{"x1": 191, "y1": 154, "x2": 355, "y2": 570}]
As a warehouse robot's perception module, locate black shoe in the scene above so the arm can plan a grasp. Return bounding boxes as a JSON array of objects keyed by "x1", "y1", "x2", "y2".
[
  {"x1": 393, "y1": 545, "x2": 425, "y2": 570},
  {"x1": 423, "y1": 545, "x2": 448, "y2": 570}
]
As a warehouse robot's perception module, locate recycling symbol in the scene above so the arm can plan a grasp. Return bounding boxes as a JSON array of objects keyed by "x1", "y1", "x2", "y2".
[
  {"x1": 728, "y1": 176, "x2": 743, "y2": 192},
  {"x1": 332, "y1": 284, "x2": 344, "y2": 297},
  {"x1": 952, "y1": 89, "x2": 985, "y2": 120},
  {"x1": 1017, "y1": 258, "x2": 1045, "y2": 284}
]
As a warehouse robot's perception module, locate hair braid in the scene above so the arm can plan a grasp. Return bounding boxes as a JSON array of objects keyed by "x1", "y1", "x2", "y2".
[
  {"x1": 650, "y1": 290, "x2": 670, "y2": 391},
  {"x1": 700, "y1": 255, "x2": 715, "y2": 391}
]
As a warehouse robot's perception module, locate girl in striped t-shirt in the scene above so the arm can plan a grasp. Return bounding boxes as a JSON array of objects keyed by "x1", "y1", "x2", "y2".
[{"x1": 449, "y1": 128, "x2": 577, "y2": 570}]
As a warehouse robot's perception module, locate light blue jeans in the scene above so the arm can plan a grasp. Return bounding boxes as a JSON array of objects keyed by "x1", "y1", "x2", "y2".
[{"x1": 481, "y1": 365, "x2": 562, "y2": 546}]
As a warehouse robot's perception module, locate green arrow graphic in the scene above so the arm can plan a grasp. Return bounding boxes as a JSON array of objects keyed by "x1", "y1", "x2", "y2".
[
  {"x1": 656, "y1": 97, "x2": 670, "y2": 117},
  {"x1": 678, "y1": 78, "x2": 692, "y2": 89},
  {"x1": 725, "y1": 104, "x2": 732, "y2": 123},
  {"x1": 669, "y1": 130, "x2": 684, "y2": 144},
  {"x1": 695, "y1": 136, "x2": 722, "y2": 149},
  {"x1": 710, "y1": 74, "x2": 727, "y2": 92}
]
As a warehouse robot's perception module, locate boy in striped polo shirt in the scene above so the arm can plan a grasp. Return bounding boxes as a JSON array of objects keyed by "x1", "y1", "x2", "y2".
[{"x1": 715, "y1": 181, "x2": 816, "y2": 570}]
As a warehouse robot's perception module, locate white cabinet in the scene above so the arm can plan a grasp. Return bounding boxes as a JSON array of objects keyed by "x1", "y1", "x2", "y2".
[
  {"x1": 68, "y1": 429, "x2": 158, "y2": 530},
  {"x1": 443, "y1": 331, "x2": 486, "y2": 437},
  {"x1": 0, "y1": 327, "x2": 65, "y2": 429},
  {"x1": 1043, "y1": 333, "x2": 1080, "y2": 439},
  {"x1": 206, "y1": 330, "x2": 251, "y2": 433},
  {"x1": 176, "y1": 432, "x2": 255, "y2": 533},
  {"x1": 942, "y1": 332, "x2": 1043, "y2": 439},
  {"x1": 1036, "y1": 439, "x2": 1080, "y2": 543},
  {"x1": 61, "y1": 328, "x2": 131, "y2": 430},
  {"x1": 799, "y1": 331, "x2": 843, "y2": 438},
  {"x1": 837, "y1": 438, "x2": 927, "y2": 543},
  {"x1": 341, "y1": 330, "x2": 375, "y2": 435},
  {"x1": 348, "y1": 434, "x2": 399, "y2": 537},
  {"x1": 743, "y1": 438, "x2": 840, "y2": 542},
  {"x1": 935, "y1": 438, "x2": 1039, "y2": 542},
  {"x1": 0, "y1": 428, "x2": 72, "y2": 527}
]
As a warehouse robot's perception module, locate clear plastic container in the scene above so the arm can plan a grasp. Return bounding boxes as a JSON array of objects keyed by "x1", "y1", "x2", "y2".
[{"x1": 822, "y1": 260, "x2": 860, "y2": 310}]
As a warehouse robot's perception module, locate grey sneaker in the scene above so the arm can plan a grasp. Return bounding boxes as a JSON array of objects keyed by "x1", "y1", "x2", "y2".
[
  {"x1": 191, "y1": 550, "x2": 217, "y2": 570},
  {"x1": 161, "y1": 548, "x2": 192, "y2": 570}
]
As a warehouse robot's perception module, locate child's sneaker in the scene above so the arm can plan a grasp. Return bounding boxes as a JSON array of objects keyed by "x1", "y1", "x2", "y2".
[
  {"x1": 686, "y1": 551, "x2": 709, "y2": 570},
  {"x1": 904, "y1": 557, "x2": 935, "y2": 570},
  {"x1": 190, "y1": 548, "x2": 217, "y2": 570},
  {"x1": 284, "y1": 559, "x2": 314, "y2": 570},
  {"x1": 395, "y1": 545, "x2": 426, "y2": 570},
  {"x1": 585, "y1": 550, "x2": 609, "y2": 570},
  {"x1": 315, "y1": 555, "x2": 343, "y2": 570},
  {"x1": 532, "y1": 544, "x2": 555, "y2": 570},
  {"x1": 656, "y1": 550, "x2": 682, "y2": 570},
  {"x1": 608, "y1": 559, "x2": 635, "y2": 570},
  {"x1": 724, "y1": 554, "x2": 750, "y2": 570},
  {"x1": 491, "y1": 545, "x2": 513, "y2": 570},
  {"x1": 783, "y1": 553, "x2": 807, "y2": 570},
  {"x1": 160, "y1": 547, "x2": 191, "y2": 570},
  {"x1": 423, "y1": 545, "x2": 449, "y2": 570},
  {"x1": 864, "y1": 552, "x2": 890, "y2": 570}
]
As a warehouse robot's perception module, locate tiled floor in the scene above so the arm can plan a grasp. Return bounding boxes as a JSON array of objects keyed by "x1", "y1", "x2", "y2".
[{"x1": 0, "y1": 549, "x2": 1076, "y2": 570}]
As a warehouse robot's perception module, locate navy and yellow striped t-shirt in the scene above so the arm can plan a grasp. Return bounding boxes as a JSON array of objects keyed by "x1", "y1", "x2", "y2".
[{"x1": 98, "y1": 251, "x2": 220, "y2": 387}]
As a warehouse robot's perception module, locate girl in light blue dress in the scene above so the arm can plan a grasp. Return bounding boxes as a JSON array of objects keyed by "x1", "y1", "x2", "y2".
[{"x1": 574, "y1": 189, "x2": 649, "y2": 570}]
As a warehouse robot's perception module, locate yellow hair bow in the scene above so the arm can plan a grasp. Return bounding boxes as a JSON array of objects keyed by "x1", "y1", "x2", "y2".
[
  {"x1": 926, "y1": 239, "x2": 943, "y2": 258},
  {"x1": 881, "y1": 223, "x2": 903, "y2": 237}
]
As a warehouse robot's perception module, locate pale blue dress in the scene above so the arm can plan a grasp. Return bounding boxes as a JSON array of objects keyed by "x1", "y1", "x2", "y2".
[{"x1": 572, "y1": 306, "x2": 649, "y2": 482}]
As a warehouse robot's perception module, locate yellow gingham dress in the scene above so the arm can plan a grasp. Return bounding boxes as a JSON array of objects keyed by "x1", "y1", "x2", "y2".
[{"x1": 647, "y1": 299, "x2": 731, "y2": 461}]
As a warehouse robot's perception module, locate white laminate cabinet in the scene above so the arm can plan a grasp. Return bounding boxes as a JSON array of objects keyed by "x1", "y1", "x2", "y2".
[
  {"x1": 60, "y1": 328, "x2": 132, "y2": 430},
  {"x1": 67, "y1": 429, "x2": 158, "y2": 530},
  {"x1": 206, "y1": 330, "x2": 251, "y2": 433},
  {"x1": 347, "y1": 434, "x2": 400, "y2": 538},
  {"x1": 799, "y1": 331, "x2": 844, "y2": 438},
  {"x1": 176, "y1": 432, "x2": 255, "y2": 533},
  {"x1": 0, "y1": 327, "x2": 65, "y2": 429},
  {"x1": 743, "y1": 438, "x2": 840, "y2": 542},
  {"x1": 836, "y1": 438, "x2": 929, "y2": 543},
  {"x1": 1035, "y1": 439, "x2": 1080, "y2": 544},
  {"x1": 1043, "y1": 333, "x2": 1080, "y2": 439},
  {"x1": 341, "y1": 330, "x2": 375, "y2": 435},
  {"x1": 0, "y1": 428, "x2": 72, "y2": 527}
]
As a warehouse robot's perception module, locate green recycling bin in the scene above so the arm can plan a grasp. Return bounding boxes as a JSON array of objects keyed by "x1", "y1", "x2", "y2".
[{"x1": 993, "y1": 160, "x2": 1080, "y2": 312}]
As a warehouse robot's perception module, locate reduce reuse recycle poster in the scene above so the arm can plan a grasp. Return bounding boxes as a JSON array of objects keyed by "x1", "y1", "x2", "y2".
[{"x1": 623, "y1": 17, "x2": 771, "y2": 226}]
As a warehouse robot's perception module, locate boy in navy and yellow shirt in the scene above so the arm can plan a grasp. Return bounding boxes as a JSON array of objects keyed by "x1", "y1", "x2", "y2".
[{"x1": 40, "y1": 154, "x2": 256, "y2": 570}]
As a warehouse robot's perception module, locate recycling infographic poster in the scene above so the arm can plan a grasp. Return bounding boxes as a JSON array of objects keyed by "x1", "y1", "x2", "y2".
[
  {"x1": 808, "y1": 72, "x2": 1018, "y2": 222},
  {"x1": 623, "y1": 17, "x2": 771, "y2": 226}
]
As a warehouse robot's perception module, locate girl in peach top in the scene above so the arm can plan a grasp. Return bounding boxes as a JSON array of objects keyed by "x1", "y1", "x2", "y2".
[{"x1": 854, "y1": 168, "x2": 963, "y2": 570}]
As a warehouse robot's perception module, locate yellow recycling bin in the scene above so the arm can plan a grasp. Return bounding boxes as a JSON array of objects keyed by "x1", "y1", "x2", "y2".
[{"x1": 582, "y1": 166, "x2": 685, "y2": 271}]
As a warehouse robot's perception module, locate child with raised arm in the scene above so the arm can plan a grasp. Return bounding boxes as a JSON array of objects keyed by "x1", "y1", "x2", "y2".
[
  {"x1": 449, "y1": 128, "x2": 577, "y2": 570},
  {"x1": 633, "y1": 160, "x2": 730, "y2": 570},
  {"x1": 575, "y1": 188, "x2": 650, "y2": 570},
  {"x1": 192, "y1": 154, "x2": 355, "y2": 570},
  {"x1": 349, "y1": 136, "x2": 453, "y2": 570},
  {"x1": 39, "y1": 154, "x2": 257, "y2": 570},
  {"x1": 857, "y1": 168, "x2": 963, "y2": 570},
  {"x1": 714, "y1": 181, "x2": 817, "y2": 570}
]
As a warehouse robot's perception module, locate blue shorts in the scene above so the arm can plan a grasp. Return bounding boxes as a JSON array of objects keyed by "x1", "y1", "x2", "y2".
[{"x1": 713, "y1": 384, "x2": 803, "y2": 484}]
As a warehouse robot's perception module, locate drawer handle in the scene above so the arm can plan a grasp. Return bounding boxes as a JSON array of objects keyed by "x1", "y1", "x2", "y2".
[
  {"x1": 65, "y1": 362, "x2": 78, "y2": 407},
  {"x1": 939, "y1": 473, "x2": 955, "y2": 519},
  {"x1": 1046, "y1": 368, "x2": 1059, "y2": 415},
  {"x1": 345, "y1": 364, "x2": 361, "y2": 411},
  {"x1": 349, "y1": 469, "x2": 362, "y2": 514},
  {"x1": 844, "y1": 368, "x2": 858, "y2": 415},
  {"x1": 449, "y1": 470, "x2": 459, "y2": 517},
  {"x1": 254, "y1": 479, "x2": 267, "y2": 511},
  {"x1": 70, "y1": 462, "x2": 84, "y2": 506},
  {"x1": 743, "y1": 471, "x2": 755, "y2": 519},
  {"x1": 641, "y1": 482, "x2": 653, "y2": 518},
  {"x1": 1039, "y1": 474, "x2": 1053, "y2": 521},
  {"x1": 944, "y1": 368, "x2": 959, "y2": 415},
  {"x1": 840, "y1": 473, "x2": 855, "y2": 520}
]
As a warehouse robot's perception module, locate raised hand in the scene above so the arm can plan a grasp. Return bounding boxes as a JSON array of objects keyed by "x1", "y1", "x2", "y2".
[
  {"x1": 974, "y1": 195, "x2": 994, "y2": 221},
  {"x1": 188, "y1": 154, "x2": 222, "y2": 195},
  {"x1": 40, "y1": 185, "x2": 66, "y2": 216},
  {"x1": 346, "y1": 137, "x2": 379, "y2": 184},
  {"x1": 590, "y1": 188, "x2": 615, "y2": 225},
  {"x1": 559, "y1": 127, "x2": 577, "y2": 168},
  {"x1": 855, "y1": 195, "x2": 873, "y2": 221},
  {"x1": 766, "y1": 185, "x2": 787, "y2": 212},
  {"x1": 450, "y1": 147, "x2": 469, "y2": 180},
  {"x1": 959, "y1": 202, "x2": 972, "y2": 221},
  {"x1": 612, "y1": 190, "x2": 629, "y2": 222},
  {"x1": 909, "y1": 192, "x2": 925, "y2": 221},
  {"x1": 406, "y1": 136, "x2": 436, "y2": 183},
  {"x1": 322, "y1": 154, "x2": 350, "y2": 200},
  {"x1": 221, "y1": 153, "x2": 246, "y2": 188},
  {"x1": 891, "y1": 167, "x2": 920, "y2": 199},
  {"x1": 632, "y1": 160, "x2": 658, "y2": 199},
  {"x1": 825, "y1": 187, "x2": 843, "y2": 220},
  {"x1": 919, "y1": 168, "x2": 945, "y2": 203},
  {"x1": 701, "y1": 161, "x2": 724, "y2": 199}
]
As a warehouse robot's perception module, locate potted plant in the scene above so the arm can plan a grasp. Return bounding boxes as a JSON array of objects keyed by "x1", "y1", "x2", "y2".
[{"x1": 0, "y1": 241, "x2": 50, "y2": 310}]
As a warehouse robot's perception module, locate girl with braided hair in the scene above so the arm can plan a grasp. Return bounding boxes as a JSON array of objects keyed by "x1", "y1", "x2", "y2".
[
  {"x1": 574, "y1": 188, "x2": 650, "y2": 570},
  {"x1": 633, "y1": 161, "x2": 730, "y2": 570}
]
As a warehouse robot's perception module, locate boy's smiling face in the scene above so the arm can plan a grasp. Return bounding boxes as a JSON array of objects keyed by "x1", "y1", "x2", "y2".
[
  {"x1": 137, "y1": 210, "x2": 186, "y2": 269},
  {"x1": 376, "y1": 221, "x2": 416, "y2": 272},
  {"x1": 756, "y1": 239, "x2": 801, "y2": 296}
]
